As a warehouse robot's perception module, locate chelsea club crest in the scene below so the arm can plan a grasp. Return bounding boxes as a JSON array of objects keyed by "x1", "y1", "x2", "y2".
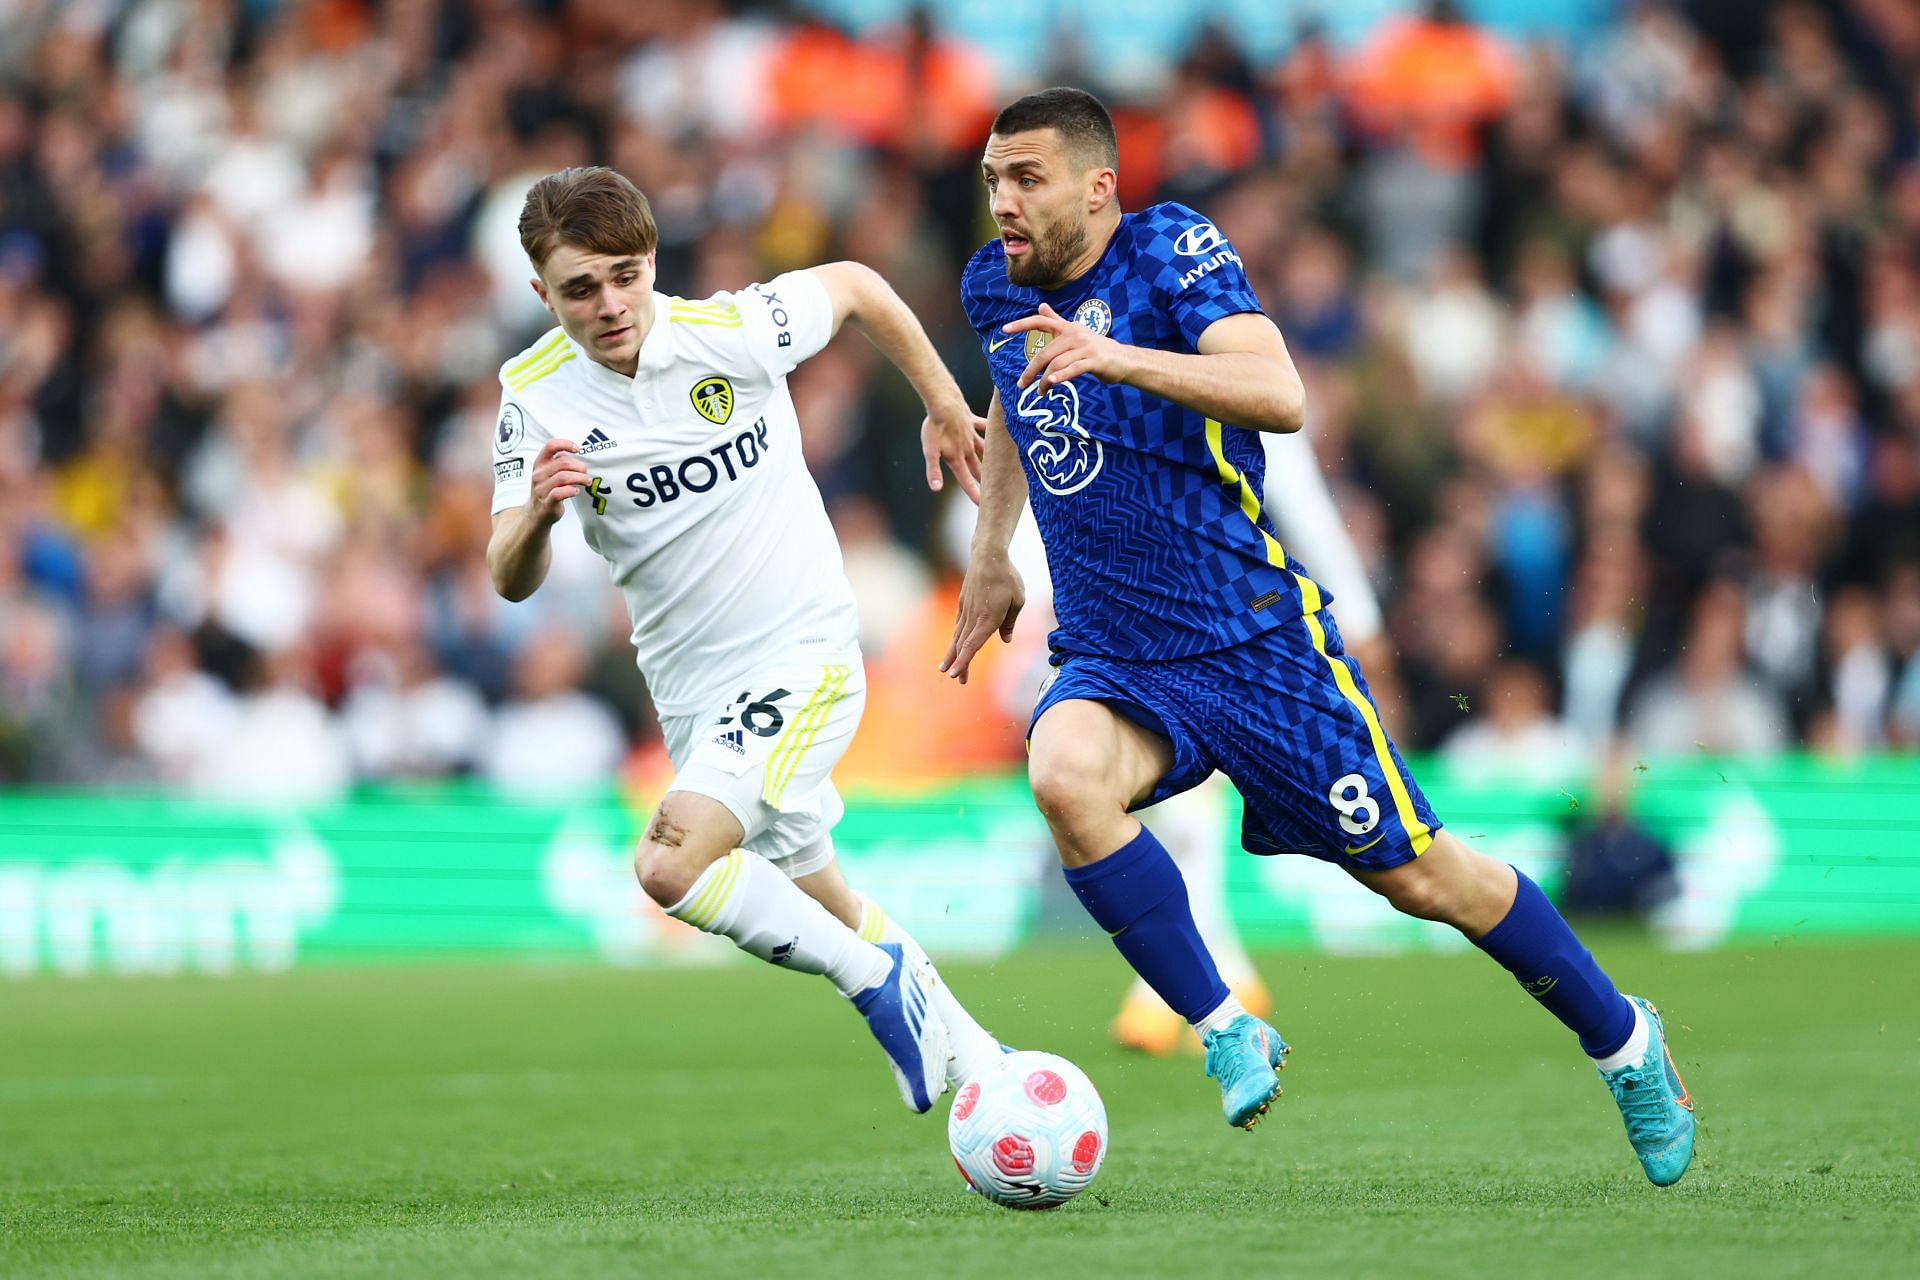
[{"x1": 1073, "y1": 297, "x2": 1113, "y2": 336}]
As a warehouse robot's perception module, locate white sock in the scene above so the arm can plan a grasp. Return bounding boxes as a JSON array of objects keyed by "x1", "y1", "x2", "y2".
[
  {"x1": 858, "y1": 895, "x2": 1001, "y2": 1085},
  {"x1": 667, "y1": 850, "x2": 890, "y2": 998},
  {"x1": 1193, "y1": 993, "x2": 1248, "y2": 1038},
  {"x1": 1591, "y1": 999, "x2": 1650, "y2": 1073}
]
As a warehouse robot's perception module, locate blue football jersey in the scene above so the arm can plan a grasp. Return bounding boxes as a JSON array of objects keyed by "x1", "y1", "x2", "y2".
[{"x1": 961, "y1": 201, "x2": 1329, "y2": 663}]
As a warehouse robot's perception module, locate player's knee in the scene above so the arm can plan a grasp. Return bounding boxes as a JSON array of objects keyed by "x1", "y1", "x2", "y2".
[
  {"x1": 1028, "y1": 745, "x2": 1121, "y2": 829},
  {"x1": 634, "y1": 843, "x2": 701, "y2": 908}
]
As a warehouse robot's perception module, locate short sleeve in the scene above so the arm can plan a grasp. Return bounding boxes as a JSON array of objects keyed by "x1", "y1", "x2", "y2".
[
  {"x1": 1152, "y1": 212, "x2": 1266, "y2": 351},
  {"x1": 489, "y1": 395, "x2": 549, "y2": 514},
  {"x1": 739, "y1": 270, "x2": 835, "y2": 379}
]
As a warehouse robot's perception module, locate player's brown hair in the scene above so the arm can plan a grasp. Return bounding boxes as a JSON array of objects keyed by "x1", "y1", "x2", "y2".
[
  {"x1": 518, "y1": 166, "x2": 658, "y2": 271},
  {"x1": 990, "y1": 87, "x2": 1119, "y2": 172}
]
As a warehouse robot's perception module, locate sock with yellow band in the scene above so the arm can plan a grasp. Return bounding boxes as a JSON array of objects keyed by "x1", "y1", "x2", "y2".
[
  {"x1": 856, "y1": 894, "x2": 1003, "y2": 1083},
  {"x1": 666, "y1": 849, "x2": 889, "y2": 998}
]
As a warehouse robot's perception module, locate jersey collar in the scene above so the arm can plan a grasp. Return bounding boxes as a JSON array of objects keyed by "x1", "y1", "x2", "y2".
[
  {"x1": 1039, "y1": 213, "x2": 1128, "y2": 311},
  {"x1": 631, "y1": 292, "x2": 676, "y2": 376}
]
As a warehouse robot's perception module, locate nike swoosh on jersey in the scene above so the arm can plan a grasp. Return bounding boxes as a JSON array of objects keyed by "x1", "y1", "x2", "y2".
[
  {"x1": 1344, "y1": 833, "x2": 1387, "y2": 855},
  {"x1": 987, "y1": 334, "x2": 1018, "y2": 352}
]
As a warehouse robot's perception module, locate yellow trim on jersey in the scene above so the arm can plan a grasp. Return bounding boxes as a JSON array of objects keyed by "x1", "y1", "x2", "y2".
[
  {"x1": 1203, "y1": 419, "x2": 1324, "y2": 613},
  {"x1": 507, "y1": 346, "x2": 576, "y2": 391},
  {"x1": 503, "y1": 331, "x2": 567, "y2": 381},
  {"x1": 675, "y1": 849, "x2": 744, "y2": 929},
  {"x1": 1301, "y1": 610, "x2": 1433, "y2": 857},
  {"x1": 763, "y1": 665, "x2": 851, "y2": 808},
  {"x1": 670, "y1": 298, "x2": 743, "y2": 328}
]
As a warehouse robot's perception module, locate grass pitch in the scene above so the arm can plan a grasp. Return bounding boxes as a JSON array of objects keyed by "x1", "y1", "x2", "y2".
[{"x1": 3, "y1": 937, "x2": 1916, "y2": 1278}]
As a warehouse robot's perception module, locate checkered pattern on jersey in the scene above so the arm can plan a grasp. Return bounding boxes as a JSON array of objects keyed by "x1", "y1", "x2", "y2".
[
  {"x1": 964, "y1": 202, "x2": 1329, "y2": 663},
  {"x1": 1029, "y1": 613, "x2": 1443, "y2": 872}
]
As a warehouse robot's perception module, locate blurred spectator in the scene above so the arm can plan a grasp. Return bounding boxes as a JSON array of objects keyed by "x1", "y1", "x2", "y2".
[
  {"x1": 1815, "y1": 586, "x2": 1893, "y2": 752},
  {"x1": 1442, "y1": 660, "x2": 1583, "y2": 784},
  {"x1": 1562, "y1": 544, "x2": 1649, "y2": 750},
  {"x1": 191, "y1": 645, "x2": 353, "y2": 804},
  {"x1": 342, "y1": 639, "x2": 491, "y2": 781},
  {"x1": 1742, "y1": 465, "x2": 1836, "y2": 727},
  {"x1": 1627, "y1": 578, "x2": 1791, "y2": 756},
  {"x1": 1346, "y1": 0, "x2": 1517, "y2": 279},
  {"x1": 833, "y1": 495, "x2": 933, "y2": 659},
  {"x1": 1886, "y1": 561, "x2": 1920, "y2": 747},
  {"x1": 129, "y1": 625, "x2": 234, "y2": 786},
  {"x1": 0, "y1": 0, "x2": 1913, "y2": 802},
  {"x1": 481, "y1": 627, "x2": 629, "y2": 797}
]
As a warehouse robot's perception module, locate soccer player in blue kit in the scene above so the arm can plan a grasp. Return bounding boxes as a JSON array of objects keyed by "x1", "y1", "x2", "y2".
[{"x1": 944, "y1": 88, "x2": 1696, "y2": 1185}]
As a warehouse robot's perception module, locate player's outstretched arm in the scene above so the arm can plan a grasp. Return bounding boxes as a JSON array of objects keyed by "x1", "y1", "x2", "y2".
[
  {"x1": 943, "y1": 393, "x2": 1027, "y2": 685},
  {"x1": 1004, "y1": 305, "x2": 1305, "y2": 433},
  {"x1": 486, "y1": 437, "x2": 586, "y2": 601},
  {"x1": 805, "y1": 261, "x2": 984, "y2": 502}
]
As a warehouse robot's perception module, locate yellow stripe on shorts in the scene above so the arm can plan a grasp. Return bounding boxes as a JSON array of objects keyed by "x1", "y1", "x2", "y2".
[
  {"x1": 762, "y1": 665, "x2": 851, "y2": 808},
  {"x1": 1204, "y1": 420, "x2": 1419, "y2": 853},
  {"x1": 1300, "y1": 611, "x2": 1432, "y2": 857}
]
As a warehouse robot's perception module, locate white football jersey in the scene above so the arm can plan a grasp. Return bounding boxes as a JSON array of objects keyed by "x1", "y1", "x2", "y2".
[{"x1": 490, "y1": 271, "x2": 860, "y2": 717}]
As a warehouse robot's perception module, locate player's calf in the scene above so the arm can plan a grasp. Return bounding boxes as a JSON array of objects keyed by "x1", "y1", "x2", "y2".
[
  {"x1": 1351, "y1": 835, "x2": 1517, "y2": 936},
  {"x1": 1355, "y1": 830, "x2": 1696, "y2": 1180},
  {"x1": 639, "y1": 799, "x2": 950, "y2": 1113},
  {"x1": 1355, "y1": 832, "x2": 1636, "y2": 1058}
]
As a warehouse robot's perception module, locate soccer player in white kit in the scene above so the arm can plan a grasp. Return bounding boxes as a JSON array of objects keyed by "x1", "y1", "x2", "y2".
[{"x1": 486, "y1": 167, "x2": 1000, "y2": 1113}]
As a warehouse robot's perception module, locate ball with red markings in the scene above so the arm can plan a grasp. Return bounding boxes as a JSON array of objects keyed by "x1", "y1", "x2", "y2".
[{"x1": 946, "y1": 1050, "x2": 1107, "y2": 1209}]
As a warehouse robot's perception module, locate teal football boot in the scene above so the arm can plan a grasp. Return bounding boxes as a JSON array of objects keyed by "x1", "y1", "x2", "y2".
[
  {"x1": 1201, "y1": 1014, "x2": 1289, "y2": 1130},
  {"x1": 1600, "y1": 996, "x2": 1697, "y2": 1186}
]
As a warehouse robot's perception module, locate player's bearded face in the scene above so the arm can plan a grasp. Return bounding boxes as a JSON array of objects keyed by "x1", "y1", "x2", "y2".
[
  {"x1": 1005, "y1": 207, "x2": 1088, "y2": 289},
  {"x1": 985, "y1": 131, "x2": 1099, "y2": 290}
]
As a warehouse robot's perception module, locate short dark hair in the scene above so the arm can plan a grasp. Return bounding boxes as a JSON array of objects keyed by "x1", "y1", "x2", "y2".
[
  {"x1": 990, "y1": 87, "x2": 1118, "y2": 172},
  {"x1": 518, "y1": 166, "x2": 658, "y2": 272}
]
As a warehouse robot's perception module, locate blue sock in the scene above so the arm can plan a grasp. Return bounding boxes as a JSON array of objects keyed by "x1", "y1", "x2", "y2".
[
  {"x1": 1474, "y1": 870, "x2": 1635, "y2": 1058},
  {"x1": 1062, "y1": 825, "x2": 1230, "y2": 1025}
]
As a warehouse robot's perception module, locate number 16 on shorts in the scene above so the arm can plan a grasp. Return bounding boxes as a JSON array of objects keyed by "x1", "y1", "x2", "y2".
[{"x1": 688, "y1": 661, "x2": 863, "y2": 810}]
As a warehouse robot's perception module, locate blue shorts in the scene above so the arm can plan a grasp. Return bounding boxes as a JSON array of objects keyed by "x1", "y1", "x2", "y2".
[{"x1": 1029, "y1": 610, "x2": 1441, "y2": 871}]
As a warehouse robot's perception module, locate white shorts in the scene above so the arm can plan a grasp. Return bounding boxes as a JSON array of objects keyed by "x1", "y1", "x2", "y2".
[{"x1": 660, "y1": 653, "x2": 867, "y2": 880}]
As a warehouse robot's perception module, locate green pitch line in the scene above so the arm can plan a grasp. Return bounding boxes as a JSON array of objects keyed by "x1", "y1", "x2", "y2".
[{"x1": 2, "y1": 938, "x2": 1916, "y2": 1279}]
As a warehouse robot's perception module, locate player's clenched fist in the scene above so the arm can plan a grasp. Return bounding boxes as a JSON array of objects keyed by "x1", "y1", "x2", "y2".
[{"x1": 527, "y1": 438, "x2": 588, "y2": 521}]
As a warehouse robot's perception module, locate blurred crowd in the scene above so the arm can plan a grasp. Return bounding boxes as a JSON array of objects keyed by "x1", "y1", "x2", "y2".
[{"x1": 2, "y1": 0, "x2": 1919, "y2": 799}]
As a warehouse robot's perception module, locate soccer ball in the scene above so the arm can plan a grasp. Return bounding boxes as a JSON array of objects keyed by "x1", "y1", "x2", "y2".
[{"x1": 947, "y1": 1050, "x2": 1107, "y2": 1210}]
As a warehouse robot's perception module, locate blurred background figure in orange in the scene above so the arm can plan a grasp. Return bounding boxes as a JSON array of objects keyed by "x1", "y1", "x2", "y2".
[{"x1": 0, "y1": 0, "x2": 1914, "y2": 806}]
